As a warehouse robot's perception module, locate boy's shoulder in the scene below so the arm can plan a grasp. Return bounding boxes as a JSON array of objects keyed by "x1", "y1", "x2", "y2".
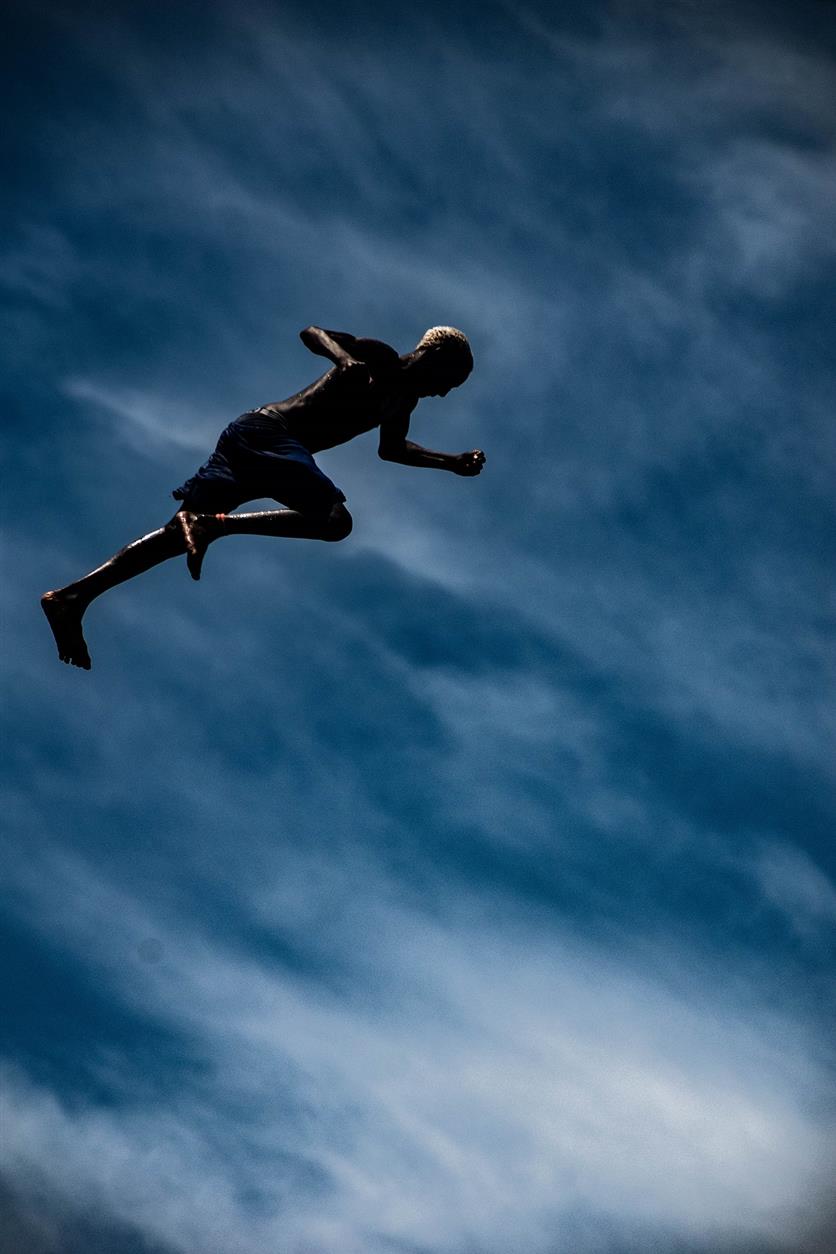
[{"x1": 350, "y1": 336, "x2": 401, "y2": 374}]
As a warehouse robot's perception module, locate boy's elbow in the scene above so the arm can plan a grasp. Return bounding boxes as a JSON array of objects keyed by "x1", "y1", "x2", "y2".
[{"x1": 378, "y1": 446, "x2": 403, "y2": 463}]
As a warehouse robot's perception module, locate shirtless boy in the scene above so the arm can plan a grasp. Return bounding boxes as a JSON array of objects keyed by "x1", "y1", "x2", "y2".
[{"x1": 42, "y1": 325, "x2": 485, "y2": 669}]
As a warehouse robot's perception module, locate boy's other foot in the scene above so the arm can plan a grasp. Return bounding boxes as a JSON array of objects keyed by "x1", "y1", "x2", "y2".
[
  {"x1": 175, "y1": 512, "x2": 224, "y2": 581},
  {"x1": 41, "y1": 590, "x2": 91, "y2": 670}
]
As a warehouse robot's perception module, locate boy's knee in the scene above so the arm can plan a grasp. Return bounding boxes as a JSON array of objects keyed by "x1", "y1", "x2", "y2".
[{"x1": 323, "y1": 502, "x2": 353, "y2": 542}]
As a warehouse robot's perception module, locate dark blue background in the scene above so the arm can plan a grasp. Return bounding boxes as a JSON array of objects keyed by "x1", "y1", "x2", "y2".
[{"x1": 2, "y1": 2, "x2": 834, "y2": 1251}]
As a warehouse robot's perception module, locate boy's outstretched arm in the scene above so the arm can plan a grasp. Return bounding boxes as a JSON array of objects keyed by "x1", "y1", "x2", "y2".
[{"x1": 378, "y1": 414, "x2": 485, "y2": 475}]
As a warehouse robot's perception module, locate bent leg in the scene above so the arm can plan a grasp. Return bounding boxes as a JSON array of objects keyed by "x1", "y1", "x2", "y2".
[
  {"x1": 182, "y1": 500, "x2": 352, "y2": 580},
  {"x1": 218, "y1": 499, "x2": 350, "y2": 539},
  {"x1": 222, "y1": 500, "x2": 352, "y2": 541},
  {"x1": 41, "y1": 515, "x2": 189, "y2": 669}
]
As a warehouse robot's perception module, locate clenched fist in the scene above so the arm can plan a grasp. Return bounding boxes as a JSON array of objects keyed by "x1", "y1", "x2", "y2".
[{"x1": 453, "y1": 449, "x2": 486, "y2": 476}]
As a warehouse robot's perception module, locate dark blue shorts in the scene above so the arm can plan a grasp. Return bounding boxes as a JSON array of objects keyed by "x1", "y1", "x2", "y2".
[{"x1": 172, "y1": 414, "x2": 345, "y2": 515}]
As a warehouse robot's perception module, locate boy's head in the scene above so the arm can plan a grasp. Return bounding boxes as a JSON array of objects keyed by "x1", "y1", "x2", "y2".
[{"x1": 410, "y1": 326, "x2": 473, "y2": 396}]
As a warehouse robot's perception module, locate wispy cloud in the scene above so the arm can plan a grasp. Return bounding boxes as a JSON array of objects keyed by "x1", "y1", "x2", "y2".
[
  {"x1": 62, "y1": 378, "x2": 218, "y2": 453},
  {"x1": 750, "y1": 841, "x2": 836, "y2": 941},
  {"x1": 2, "y1": 846, "x2": 833, "y2": 1254},
  {"x1": 0, "y1": 225, "x2": 82, "y2": 309}
]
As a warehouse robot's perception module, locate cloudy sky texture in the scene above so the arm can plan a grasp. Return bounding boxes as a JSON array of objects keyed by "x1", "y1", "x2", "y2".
[{"x1": 2, "y1": 1, "x2": 835, "y2": 1251}]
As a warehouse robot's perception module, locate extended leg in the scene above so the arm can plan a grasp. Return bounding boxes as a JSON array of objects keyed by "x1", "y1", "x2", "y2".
[
  {"x1": 41, "y1": 514, "x2": 190, "y2": 669},
  {"x1": 42, "y1": 503, "x2": 352, "y2": 668}
]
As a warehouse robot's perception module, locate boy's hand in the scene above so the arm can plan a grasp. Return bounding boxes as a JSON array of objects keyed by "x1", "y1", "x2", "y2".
[{"x1": 453, "y1": 449, "x2": 486, "y2": 476}]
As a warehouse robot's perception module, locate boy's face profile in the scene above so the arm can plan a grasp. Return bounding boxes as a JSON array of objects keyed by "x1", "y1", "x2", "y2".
[{"x1": 410, "y1": 350, "x2": 472, "y2": 398}]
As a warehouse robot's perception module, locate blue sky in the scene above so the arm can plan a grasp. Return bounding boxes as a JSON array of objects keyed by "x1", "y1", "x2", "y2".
[{"x1": 2, "y1": 1, "x2": 835, "y2": 1250}]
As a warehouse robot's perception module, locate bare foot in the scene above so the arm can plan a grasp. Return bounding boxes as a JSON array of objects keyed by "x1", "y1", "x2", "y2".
[
  {"x1": 41, "y1": 590, "x2": 92, "y2": 670},
  {"x1": 175, "y1": 512, "x2": 224, "y2": 581}
]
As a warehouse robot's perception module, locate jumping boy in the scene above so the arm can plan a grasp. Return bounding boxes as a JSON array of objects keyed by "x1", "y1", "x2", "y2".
[{"x1": 41, "y1": 325, "x2": 485, "y2": 669}]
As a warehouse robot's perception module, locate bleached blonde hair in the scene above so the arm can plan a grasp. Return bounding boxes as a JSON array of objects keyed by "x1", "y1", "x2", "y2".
[{"x1": 415, "y1": 325, "x2": 471, "y2": 356}]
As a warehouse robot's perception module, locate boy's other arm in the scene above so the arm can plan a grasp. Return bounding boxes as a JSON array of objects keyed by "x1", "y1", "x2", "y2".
[
  {"x1": 378, "y1": 413, "x2": 485, "y2": 476},
  {"x1": 300, "y1": 327, "x2": 369, "y2": 381},
  {"x1": 300, "y1": 328, "x2": 401, "y2": 376}
]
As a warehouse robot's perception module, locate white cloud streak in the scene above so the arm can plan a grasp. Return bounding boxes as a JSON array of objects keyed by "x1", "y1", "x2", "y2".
[
  {"x1": 2, "y1": 846, "x2": 833, "y2": 1254},
  {"x1": 62, "y1": 378, "x2": 217, "y2": 453},
  {"x1": 750, "y1": 841, "x2": 836, "y2": 940}
]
